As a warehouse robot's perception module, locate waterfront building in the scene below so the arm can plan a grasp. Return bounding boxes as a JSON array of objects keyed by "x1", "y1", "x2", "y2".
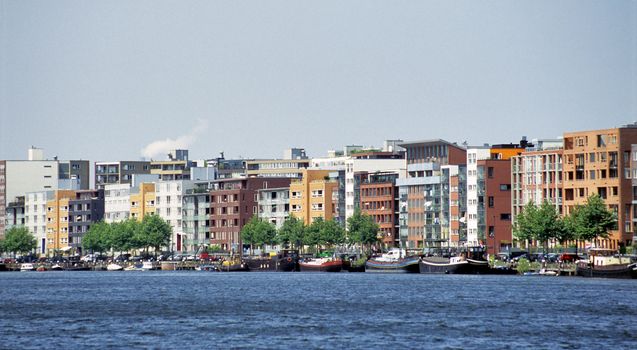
[
  {"x1": 25, "y1": 191, "x2": 54, "y2": 255},
  {"x1": 130, "y1": 183, "x2": 157, "y2": 221},
  {"x1": 257, "y1": 187, "x2": 290, "y2": 229},
  {"x1": 1, "y1": 148, "x2": 88, "y2": 238},
  {"x1": 151, "y1": 149, "x2": 193, "y2": 181},
  {"x1": 289, "y1": 169, "x2": 339, "y2": 225},
  {"x1": 397, "y1": 139, "x2": 466, "y2": 251},
  {"x1": 246, "y1": 148, "x2": 310, "y2": 178},
  {"x1": 155, "y1": 180, "x2": 195, "y2": 252},
  {"x1": 359, "y1": 172, "x2": 400, "y2": 247},
  {"x1": 45, "y1": 189, "x2": 105, "y2": 254},
  {"x1": 104, "y1": 184, "x2": 131, "y2": 223},
  {"x1": 210, "y1": 177, "x2": 291, "y2": 252},
  {"x1": 511, "y1": 140, "x2": 564, "y2": 222},
  {"x1": 561, "y1": 125, "x2": 637, "y2": 249},
  {"x1": 5, "y1": 196, "x2": 25, "y2": 230},
  {"x1": 94, "y1": 161, "x2": 151, "y2": 189},
  {"x1": 182, "y1": 181, "x2": 213, "y2": 253}
]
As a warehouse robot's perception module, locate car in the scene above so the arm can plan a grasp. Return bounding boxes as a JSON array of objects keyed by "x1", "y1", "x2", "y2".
[{"x1": 558, "y1": 253, "x2": 579, "y2": 262}]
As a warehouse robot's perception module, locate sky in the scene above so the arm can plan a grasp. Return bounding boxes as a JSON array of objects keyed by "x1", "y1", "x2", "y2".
[{"x1": 1, "y1": 0, "x2": 636, "y2": 161}]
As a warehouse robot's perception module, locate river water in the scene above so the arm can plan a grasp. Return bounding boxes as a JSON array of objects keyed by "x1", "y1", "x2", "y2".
[{"x1": 1, "y1": 271, "x2": 636, "y2": 349}]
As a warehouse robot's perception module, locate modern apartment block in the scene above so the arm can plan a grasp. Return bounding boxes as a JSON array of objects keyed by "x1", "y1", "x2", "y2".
[
  {"x1": 25, "y1": 191, "x2": 54, "y2": 254},
  {"x1": 46, "y1": 189, "x2": 105, "y2": 254},
  {"x1": 246, "y1": 149, "x2": 310, "y2": 178},
  {"x1": 511, "y1": 140, "x2": 564, "y2": 221},
  {"x1": 95, "y1": 161, "x2": 151, "y2": 189},
  {"x1": 210, "y1": 177, "x2": 291, "y2": 252},
  {"x1": 182, "y1": 182, "x2": 213, "y2": 253},
  {"x1": 5, "y1": 196, "x2": 25, "y2": 230},
  {"x1": 562, "y1": 125, "x2": 637, "y2": 249},
  {"x1": 289, "y1": 169, "x2": 339, "y2": 225},
  {"x1": 440, "y1": 165, "x2": 467, "y2": 248},
  {"x1": 1, "y1": 149, "x2": 88, "y2": 238},
  {"x1": 151, "y1": 149, "x2": 193, "y2": 181},
  {"x1": 359, "y1": 172, "x2": 400, "y2": 247},
  {"x1": 104, "y1": 184, "x2": 131, "y2": 223},
  {"x1": 130, "y1": 183, "x2": 157, "y2": 221},
  {"x1": 155, "y1": 180, "x2": 195, "y2": 252},
  {"x1": 397, "y1": 140, "x2": 467, "y2": 251},
  {"x1": 257, "y1": 187, "x2": 291, "y2": 229}
]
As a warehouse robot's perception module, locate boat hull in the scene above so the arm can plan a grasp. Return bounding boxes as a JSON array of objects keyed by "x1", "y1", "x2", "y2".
[
  {"x1": 419, "y1": 258, "x2": 489, "y2": 274},
  {"x1": 245, "y1": 257, "x2": 298, "y2": 272},
  {"x1": 299, "y1": 260, "x2": 342, "y2": 273},
  {"x1": 365, "y1": 256, "x2": 420, "y2": 273},
  {"x1": 576, "y1": 262, "x2": 637, "y2": 279}
]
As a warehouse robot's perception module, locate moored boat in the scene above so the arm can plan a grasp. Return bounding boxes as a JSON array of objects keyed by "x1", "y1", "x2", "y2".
[
  {"x1": 106, "y1": 263, "x2": 123, "y2": 271},
  {"x1": 141, "y1": 261, "x2": 157, "y2": 270},
  {"x1": 576, "y1": 249, "x2": 637, "y2": 279},
  {"x1": 420, "y1": 247, "x2": 489, "y2": 274},
  {"x1": 244, "y1": 250, "x2": 299, "y2": 272},
  {"x1": 365, "y1": 249, "x2": 419, "y2": 273},
  {"x1": 299, "y1": 257, "x2": 343, "y2": 272},
  {"x1": 219, "y1": 258, "x2": 249, "y2": 272},
  {"x1": 20, "y1": 263, "x2": 35, "y2": 271},
  {"x1": 51, "y1": 264, "x2": 64, "y2": 271}
]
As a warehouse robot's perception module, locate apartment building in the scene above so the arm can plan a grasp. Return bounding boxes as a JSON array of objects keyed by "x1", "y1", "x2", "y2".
[
  {"x1": 151, "y1": 149, "x2": 193, "y2": 181},
  {"x1": 104, "y1": 184, "x2": 131, "y2": 223},
  {"x1": 359, "y1": 172, "x2": 400, "y2": 247},
  {"x1": 562, "y1": 125, "x2": 637, "y2": 249},
  {"x1": 155, "y1": 180, "x2": 195, "y2": 252},
  {"x1": 25, "y1": 191, "x2": 54, "y2": 254},
  {"x1": 95, "y1": 161, "x2": 151, "y2": 189},
  {"x1": 0, "y1": 161, "x2": 5, "y2": 238},
  {"x1": 210, "y1": 177, "x2": 291, "y2": 252},
  {"x1": 182, "y1": 182, "x2": 213, "y2": 253},
  {"x1": 130, "y1": 183, "x2": 157, "y2": 221},
  {"x1": 289, "y1": 169, "x2": 339, "y2": 225},
  {"x1": 5, "y1": 196, "x2": 25, "y2": 230},
  {"x1": 397, "y1": 139, "x2": 467, "y2": 251},
  {"x1": 246, "y1": 148, "x2": 310, "y2": 178},
  {"x1": 258, "y1": 187, "x2": 291, "y2": 229},
  {"x1": 46, "y1": 189, "x2": 104, "y2": 254}
]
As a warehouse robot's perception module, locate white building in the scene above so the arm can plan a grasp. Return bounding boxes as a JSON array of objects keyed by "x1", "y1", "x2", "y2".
[
  {"x1": 104, "y1": 184, "x2": 131, "y2": 223},
  {"x1": 466, "y1": 147, "x2": 491, "y2": 245},
  {"x1": 25, "y1": 191, "x2": 54, "y2": 255},
  {"x1": 155, "y1": 180, "x2": 195, "y2": 252}
]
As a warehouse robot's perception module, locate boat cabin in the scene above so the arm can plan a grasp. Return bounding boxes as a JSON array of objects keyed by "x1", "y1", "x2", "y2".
[{"x1": 587, "y1": 248, "x2": 631, "y2": 266}]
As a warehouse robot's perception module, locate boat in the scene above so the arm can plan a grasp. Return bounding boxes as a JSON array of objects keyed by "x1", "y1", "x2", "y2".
[
  {"x1": 36, "y1": 266, "x2": 47, "y2": 272},
  {"x1": 576, "y1": 248, "x2": 637, "y2": 279},
  {"x1": 365, "y1": 249, "x2": 420, "y2": 273},
  {"x1": 419, "y1": 247, "x2": 490, "y2": 274},
  {"x1": 64, "y1": 264, "x2": 92, "y2": 271},
  {"x1": 299, "y1": 257, "x2": 343, "y2": 272},
  {"x1": 124, "y1": 263, "x2": 144, "y2": 271},
  {"x1": 106, "y1": 263, "x2": 123, "y2": 271},
  {"x1": 219, "y1": 258, "x2": 249, "y2": 272},
  {"x1": 244, "y1": 250, "x2": 299, "y2": 272},
  {"x1": 195, "y1": 264, "x2": 218, "y2": 271},
  {"x1": 20, "y1": 263, "x2": 35, "y2": 271},
  {"x1": 51, "y1": 264, "x2": 64, "y2": 271},
  {"x1": 141, "y1": 261, "x2": 157, "y2": 270}
]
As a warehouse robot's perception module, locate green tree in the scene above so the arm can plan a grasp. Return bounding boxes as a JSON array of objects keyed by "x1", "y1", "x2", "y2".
[
  {"x1": 276, "y1": 216, "x2": 306, "y2": 250},
  {"x1": 241, "y1": 216, "x2": 275, "y2": 255},
  {"x1": 347, "y1": 209, "x2": 380, "y2": 253},
  {"x1": 82, "y1": 221, "x2": 111, "y2": 254},
  {"x1": 2, "y1": 227, "x2": 37, "y2": 256},
  {"x1": 320, "y1": 219, "x2": 345, "y2": 247},
  {"x1": 109, "y1": 219, "x2": 139, "y2": 255},
  {"x1": 568, "y1": 194, "x2": 616, "y2": 248},
  {"x1": 138, "y1": 214, "x2": 172, "y2": 254},
  {"x1": 513, "y1": 201, "x2": 564, "y2": 252},
  {"x1": 304, "y1": 217, "x2": 324, "y2": 253}
]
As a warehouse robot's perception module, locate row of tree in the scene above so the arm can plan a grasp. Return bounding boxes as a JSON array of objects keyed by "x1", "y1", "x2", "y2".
[
  {"x1": 0, "y1": 227, "x2": 37, "y2": 256},
  {"x1": 513, "y1": 194, "x2": 616, "y2": 251},
  {"x1": 241, "y1": 210, "x2": 380, "y2": 254},
  {"x1": 82, "y1": 214, "x2": 172, "y2": 255}
]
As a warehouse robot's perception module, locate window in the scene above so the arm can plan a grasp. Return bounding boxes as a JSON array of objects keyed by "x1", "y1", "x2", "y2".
[
  {"x1": 488, "y1": 196, "x2": 494, "y2": 208},
  {"x1": 500, "y1": 213, "x2": 511, "y2": 221},
  {"x1": 487, "y1": 167, "x2": 494, "y2": 178},
  {"x1": 499, "y1": 184, "x2": 511, "y2": 191}
]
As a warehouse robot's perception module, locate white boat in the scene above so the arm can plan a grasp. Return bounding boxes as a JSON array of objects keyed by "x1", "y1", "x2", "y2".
[
  {"x1": 20, "y1": 263, "x2": 35, "y2": 271},
  {"x1": 106, "y1": 263, "x2": 123, "y2": 271},
  {"x1": 141, "y1": 261, "x2": 155, "y2": 270}
]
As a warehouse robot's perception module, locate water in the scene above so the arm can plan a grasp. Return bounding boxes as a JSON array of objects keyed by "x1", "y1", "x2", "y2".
[{"x1": 1, "y1": 272, "x2": 636, "y2": 349}]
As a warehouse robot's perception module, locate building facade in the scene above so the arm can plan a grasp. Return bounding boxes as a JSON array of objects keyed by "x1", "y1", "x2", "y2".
[
  {"x1": 182, "y1": 182, "x2": 213, "y2": 253},
  {"x1": 104, "y1": 184, "x2": 131, "y2": 223},
  {"x1": 210, "y1": 177, "x2": 291, "y2": 252},
  {"x1": 25, "y1": 191, "x2": 54, "y2": 255},
  {"x1": 155, "y1": 180, "x2": 195, "y2": 252},
  {"x1": 359, "y1": 172, "x2": 400, "y2": 247},
  {"x1": 95, "y1": 161, "x2": 151, "y2": 189},
  {"x1": 258, "y1": 187, "x2": 290, "y2": 229},
  {"x1": 130, "y1": 183, "x2": 157, "y2": 221},
  {"x1": 289, "y1": 170, "x2": 339, "y2": 225}
]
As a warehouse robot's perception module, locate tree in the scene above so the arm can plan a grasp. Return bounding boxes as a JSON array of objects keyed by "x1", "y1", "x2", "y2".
[
  {"x1": 347, "y1": 209, "x2": 380, "y2": 253},
  {"x1": 513, "y1": 201, "x2": 564, "y2": 252},
  {"x1": 109, "y1": 219, "x2": 139, "y2": 254},
  {"x1": 277, "y1": 216, "x2": 305, "y2": 250},
  {"x1": 304, "y1": 217, "x2": 324, "y2": 253},
  {"x1": 2, "y1": 227, "x2": 37, "y2": 256},
  {"x1": 241, "y1": 216, "x2": 275, "y2": 255},
  {"x1": 568, "y1": 194, "x2": 616, "y2": 247},
  {"x1": 82, "y1": 221, "x2": 111, "y2": 254},
  {"x1": 320, "y1": 219, "x2": 345, "y2": 247},
  {"x1": 139, "y1": 214, "x2": 172, "y2": 254}
]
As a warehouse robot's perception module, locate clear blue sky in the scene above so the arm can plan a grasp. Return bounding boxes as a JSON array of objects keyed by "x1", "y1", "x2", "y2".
[{"x1": 1, "y1": 0, "x2": 635, "y2": 161}]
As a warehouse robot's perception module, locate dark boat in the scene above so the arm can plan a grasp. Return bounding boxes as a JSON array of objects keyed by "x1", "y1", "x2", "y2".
[
  {"x1": 244, "y1": 250, "x2": 299, "y2": 272},
  {"x1": 299, "y1": 258, "x2": 343, "y2": 272},
  {"x1": 365, "y1": 249, "x2": 420, "y2": 273},
  {"x1": 219, "y1": 258, "x2": 249, "y2": 272},
  {"x1": 575, "y1": 249, "x2": 637, "y2": 279},
  {"x1": 419, "y1": 247, "x2": 489, "y2": 274}
]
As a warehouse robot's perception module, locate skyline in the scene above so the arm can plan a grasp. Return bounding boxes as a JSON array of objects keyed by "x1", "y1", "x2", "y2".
[{"x1": 1, "y1": 1, "x2": 636, "y2": 161}]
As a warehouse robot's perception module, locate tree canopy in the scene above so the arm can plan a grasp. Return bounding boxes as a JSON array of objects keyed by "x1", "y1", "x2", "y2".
[
  {"x1": 1, "y1": 227, "x2": 37, "y2": 255},
  {"x1": 241, "y1": 216, "x2": 277, "y2": 254},
  {"x1": 276, "y1": 216, "x2": 305, "y2": 249},
  {"x1": 347, "y1": 209, "x2": 380, "y2": 252}
]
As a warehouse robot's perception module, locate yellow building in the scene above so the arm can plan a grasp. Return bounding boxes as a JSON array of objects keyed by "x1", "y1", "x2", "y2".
[
  {"x1": 289, "y1": 169, "x2": 338, "y2": 225},
  {"x1": 46, "y1": 190, "x2": 76, "y2": 253},
  {"x1": 130, "y1": 183, "x2": 156, "y2": 221}
]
